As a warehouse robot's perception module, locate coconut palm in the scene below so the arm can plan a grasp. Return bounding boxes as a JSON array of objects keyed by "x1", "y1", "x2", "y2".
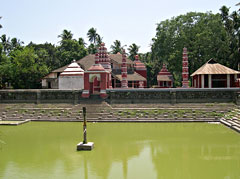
[
  {"x1": 87, "y1": 27, "x2": 98, "y2": 44},
  {"x1": 58, "y1": 29, "x2": 73, "y2": 41},
  {"x1": 110, "y1": 40, "x2": 123, "y2": 54},
  {"x1": 10, "y1": 38, "x2": 24, "y2": 49},
  {"x1": 0, "y1": 16, "x2": 2, "y2": 29},
  {"x1": 0, "y1": 34, "x2": 10, "y2": 53},
  {"x1": 78, "y1": 37, "x2": 87, "y2": 47},
  {"x1": 96, "y1": 34, "x2": 103, "y2": 46},
  {"x1": 128, "y1": 43, "x2": 140, "y2": 61}
]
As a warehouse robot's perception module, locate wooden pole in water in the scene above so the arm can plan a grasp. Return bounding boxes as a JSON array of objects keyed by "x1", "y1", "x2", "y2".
[
  {"x1": 77, "y1": 106, "x2": 93, "y2": 151},
  {"x1": 83, "y1": 107, "x2": 87, "y2": 144}
]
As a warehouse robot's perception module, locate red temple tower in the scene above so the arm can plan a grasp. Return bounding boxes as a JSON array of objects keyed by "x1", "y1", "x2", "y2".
[
  {"x1": 182, "y1": 47, "x2": 189, "y2": 88},
  {"x1": 98, "y1": 43, "x2": 112, "y2": 88},
  {"x1": 134, "y1": 55, "x2": 147, "y2": 87},
  {"x1": 121, "y1": 50, "x2": 128, "y2": 88}
]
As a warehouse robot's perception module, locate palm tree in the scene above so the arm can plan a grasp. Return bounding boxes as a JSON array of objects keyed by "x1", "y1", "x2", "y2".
[
  {"x1": 0, "y1": 16, "x2": 2, "y2": 29},
  {"x1": 0, "y1": 34, "x2": 10, "y2": 53},
  {"x1": 110, "y1": 40, "x2": 123, "y2": 54},
  {"x1": 10, "y1": 38, "x2": 24, "y2": 49},
  {"x1": 127, "y1": 43, "x2": 140, "y2": 61},
  {"x1": 58, "y1": 29, "x2": 73, "y2": 41},
  {"x1": 96, "y1": 34, "x2": 103, "y2": 46},
  {"x1": 87, "y1": 43, "x2": 97, "y2": 54},
  {"x1": 78, "y1": 37, "x2": 87, "y2": 47},
  {"x1": 87, "y1": 27, "x2": 98, "y2": 44}
]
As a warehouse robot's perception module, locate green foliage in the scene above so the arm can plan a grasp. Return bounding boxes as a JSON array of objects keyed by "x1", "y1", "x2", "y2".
[
  {"x1": 87, "y1": 27, "x2": 103, "y2": 54},
  {"x1": 128, "y1": 43, "x2": 140, "y2": 61},
  {"x1": 150, "y1": 11, "x2": 233, "y2": 87},
  {"x1": 0, "y1": 16, "x2": 2, "y2": 29},
  {"x1": 219, "y1": 6, "x2": 240, "y2": 69},
  {"x1": 57, "y1": 39, "x2": 87, "y2": 66},
  {"x1": 87, "y1": 27, "x2": 98, "y2": 44},
  {"x1": 87, "y1": 43, "x2": 97, "y2": 54},
  {"x1": 9, "y1": 47, "x2": 49, "y2": 88},
  {"x1": 110, "y1": 40, "x2": 123, "y2": 54},
  {"x1": 58, "y1": 29, "x2": 73, "y2": 41},
  {"x1": 28, "y1": 42, "x2": 60, "y2": 71}
]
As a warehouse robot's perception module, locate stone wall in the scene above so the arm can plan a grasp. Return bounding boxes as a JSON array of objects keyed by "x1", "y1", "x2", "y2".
[
  {"x1": 0, "y1": 88, "x2": 239, "y2": 104},
  {"x1": 106, "y1": 88, "x2": 240, "y2": 104},
  {"x1": 0, "y1": 90, "x2": 82, "y2": 104}
]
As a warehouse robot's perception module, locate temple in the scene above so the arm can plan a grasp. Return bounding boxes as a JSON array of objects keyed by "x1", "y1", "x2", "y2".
[
  {"x1": 191, "y1": 59, "x2": 240, "y2": 88},
  {"x1": 157, "y1": 64, "x2": 173, "y2": 88},
  {"x1": 58, "y1": 60, "x2": 84, "y2": 90},
  {"x1": 42, "y1": 43, "x2": 147, "y2": 97},
  {"x1": 41, "y1": 43, "x2": 240, "y2": 97}
]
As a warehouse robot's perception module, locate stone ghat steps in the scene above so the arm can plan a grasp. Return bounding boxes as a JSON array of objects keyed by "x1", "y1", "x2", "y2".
[
  {"x1": 220, "y1": 119, "x2": 240, "y2": 133},
  {"x1": 0, "y1": 102, "x2": 236, "y2": 121},
  {"x1": 3, "y1": 117, "x2": 218, "y2": 122},
  {"x1": 1, "y1": 113, "x2": 219, "y2": 119},
  {"x1": 0, "y1": 110, "x2": 229, "y2": 119},
  {"x1": 110, "y1": 103, "x2": 235, "y2": 108},
  {"x1": 0, "y1": 112, "x2": 222, "y2": 121}
]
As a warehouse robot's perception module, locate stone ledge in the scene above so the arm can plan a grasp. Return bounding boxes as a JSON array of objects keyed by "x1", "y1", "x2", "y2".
[{"x1": 77, "y1": 142, "x2": 94, "y2": 151}]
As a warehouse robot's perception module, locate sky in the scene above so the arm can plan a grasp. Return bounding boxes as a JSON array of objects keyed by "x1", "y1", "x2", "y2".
[{"x1": 0, "y1": 0, "x2": 239, "y2": 53}]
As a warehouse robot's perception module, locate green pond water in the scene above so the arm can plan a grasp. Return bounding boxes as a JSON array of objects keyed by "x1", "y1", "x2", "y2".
[{"x1": 0, "y1": 122, "x2": 239, "y2": 179}]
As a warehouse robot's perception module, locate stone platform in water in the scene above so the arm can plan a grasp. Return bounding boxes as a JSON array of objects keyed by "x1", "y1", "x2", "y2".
[{"x1": 77, "y1": 142, "x2": 94, "y2": 151}]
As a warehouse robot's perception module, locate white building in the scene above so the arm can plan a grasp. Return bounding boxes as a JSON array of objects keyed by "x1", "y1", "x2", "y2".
[{"x1": 59, "y1": 60, "x2": 84, "y2": 89}]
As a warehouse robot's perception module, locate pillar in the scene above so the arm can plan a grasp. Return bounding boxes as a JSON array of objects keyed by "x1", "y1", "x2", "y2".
[
  {"x1": 121, "y1": 49, "x2": 128, "y2": 88},
  {"x1": 182, "y1": 47, "x2": 189, "y2": 88},
  {"x1": 139, "y1": 81, "x2": 144, "y2": 88},
  {"x1": 201, "y1": 74, "x2": 204, "y2": 88},
  {"x1": 208, "y1": 74, "x2": 212, "y2": 88},
  {"x1": 227, "y1": 74, "x2": 230, "y2": 88}
]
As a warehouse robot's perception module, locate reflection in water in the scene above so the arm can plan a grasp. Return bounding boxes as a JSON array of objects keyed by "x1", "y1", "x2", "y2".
[{"x1": 0, "y1": 122, "x2": 239, "y2": 179}]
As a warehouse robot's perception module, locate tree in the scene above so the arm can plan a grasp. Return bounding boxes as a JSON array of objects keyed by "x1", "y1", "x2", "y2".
[
  {"x1": 57, "y1": 39, "x2": 87, "y2": 66},
  {"x1": 28, "y1": 42, "x2": 60, "y2": 71},
  {"x1": 150, "y1": 12, "x2": 231, "y2": 87},
  {"x1": 96, "y1": 34, "x2": 103, "y2": 46},
  {"x1": 78, "y1": 37, "x2": 87, "y2": 48},
  {"x1": 128, "y1": 43, "x2": 140, "y2": 61},
  {"x1": 8, "y1": 47, "x2": 49, "y2": 88},
  {"x1": 87, "y1": 27, "x2": 98, "y2": 44},
  {"x1": 0, "y1": 34, "x2": 11, "y2": 53},
  {"x1": 10, "y1": 38, "x2": 24, "y2": 50},
  {"x1": 87, "y1": 43, "x2": 97, "y2": 54},
  {"x1": 219, "y1": 6, "x2": 240, "y2": 69},
  {"x1": 0, "y1": 16, "x2": 2, "y2": 29},
  {"x1": 57, "y1": 30, "x2": 87, "y2": 66},
  {"x1": 58, "y1": 29, "x2": 73, "y2": 42},
  {"x1": 110, "y1": 40, "x2": 123, "y2": 54}
]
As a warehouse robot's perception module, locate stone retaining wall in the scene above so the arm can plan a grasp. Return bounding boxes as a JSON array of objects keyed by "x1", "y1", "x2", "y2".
[
  {"x1": 107, "y1": 88, "x2": 240, "y2": 104},
  {"x1": 0, "y1": 88, "x2": 239, "y2": 104},
  {"x1": 0, "y1": 89, "x2": 82, "y2": 104}
]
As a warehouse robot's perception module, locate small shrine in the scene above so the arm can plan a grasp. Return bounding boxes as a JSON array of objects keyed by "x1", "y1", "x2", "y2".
[
  {"x1": 82, "y1": 53, "x2": 110, "y2": 98},
  {"x1": 157, "y1": 64, "x2": 173, "y2": 88},
  {"x1": 191, "y1": 59, "x2": 240, "y2": 88},
  {"x1": 58, "y1": 60, "x2": 84, "y2": 89}
]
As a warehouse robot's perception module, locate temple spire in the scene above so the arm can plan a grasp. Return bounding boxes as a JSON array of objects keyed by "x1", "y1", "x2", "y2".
[
  {"x1": 121, "y1": 49, "x2": 128, "y2": 88},
  {"x1": 182, "y1": 47, "x2": 189, "y2": 88}
]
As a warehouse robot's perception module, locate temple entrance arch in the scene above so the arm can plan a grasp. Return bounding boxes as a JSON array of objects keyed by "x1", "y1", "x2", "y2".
[{"x1": 89, "y1": 74, "x2": 101, "y2": 94}]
